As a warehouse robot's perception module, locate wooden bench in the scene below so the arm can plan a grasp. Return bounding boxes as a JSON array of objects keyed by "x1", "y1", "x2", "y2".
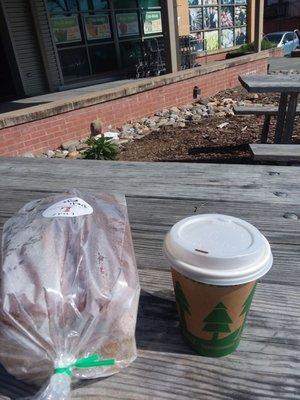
[
  {"x1": 234, "y1": 105, "x2": 300, "y2": 143},
  {"x1": 250, "y1": 144, "x2": 300, "y2": 163}
]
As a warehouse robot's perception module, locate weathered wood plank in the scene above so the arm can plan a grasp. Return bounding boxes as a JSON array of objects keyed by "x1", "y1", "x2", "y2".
[
  {"x1": 250, "y1": 144, "x2": 300, "y2": 162},
  {"x1": 239, "y1": 74, "x2": 300, "y2": 93},
  {"x1": 0, "y1": 159, "x2": 300, "y2": 205},
  {"x1": 0, "y1": 193, "x2": 299, "y2": 285},
  {"x1": 0, "y1": 159, "x2": 299, "y2": 400},
  {"x1": 1, "y1": 280, "x2": 299, "y2": 400},
  {"x1": 234, "y1": 105, "x2": 300, "y2": 115}
]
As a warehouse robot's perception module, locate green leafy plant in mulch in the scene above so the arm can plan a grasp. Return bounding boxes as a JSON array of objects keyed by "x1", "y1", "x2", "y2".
[{"x1": 83, "y1": 137, "x2": 118, "y2": 160}]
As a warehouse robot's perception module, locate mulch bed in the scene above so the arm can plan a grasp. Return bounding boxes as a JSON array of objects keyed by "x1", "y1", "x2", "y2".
[{"x1": 118, "y1": 87, "x2": 300, "y2": 163}]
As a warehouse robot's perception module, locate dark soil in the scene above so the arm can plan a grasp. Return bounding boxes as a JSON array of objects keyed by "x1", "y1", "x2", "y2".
[{"x1": 118, "y1": 87, "x2": 300, "y2": 163}]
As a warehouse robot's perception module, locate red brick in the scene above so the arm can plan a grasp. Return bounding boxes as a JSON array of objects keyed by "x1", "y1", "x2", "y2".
[{"x1": 0, "y1": 57, "x2": 268, "y2": 156}]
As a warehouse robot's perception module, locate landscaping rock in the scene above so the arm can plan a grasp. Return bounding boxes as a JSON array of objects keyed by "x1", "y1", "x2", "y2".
[
  {"x1": 192, "y1": 115, "x2": 202, "y2": 122},
  {"x1": 67, "y1": 151, "x2": 80, "y2": 159},
  {"x1": 155, "y1": 109, "x2": 169, "y2": 117},
  {"x1": 67, "y1": 144, "x2": 77, "y2": 152},
  {"x1": 61, "y1": 140, "x2": 79, "y2": 151},
  {"x1": 104, "y1": 131, "x2": 119, "y2": 140},
  {"x1": 246, "y1": 93, "x2": 259, "y2": 101},
  {"x1": 46, "y1": 149, "x2": 55, "y2": 158},
  {"x1": 54, "y1": 151, "x2": 67, "y2": 159},
  {"x1": 76, "y1": 142, "x2": 89, "y2": 151},
  {"x1": 199, "y1": 98, "x2": 209, "y2": 106},
  {"x1": 168, "y1": 118, "x2": 176, "y2": 125},
  {"x1": 169, "y1": 113, "x2": 179, "y2": 120},
  {"x1": 222, "y1": 98, "x2": 235, "y2": 105},
  {"x1": 169, "y1": 106, "x2": 180, "y2": 114},
  {"x1": 217, "y1": 122, "x2": 229, "y2": 129},
  {"x1": 90, "y1": 119, "x2": 102, "y2": 136},
  {"x1": 157, "y1": 118, "x2": 168, "y2": 127},
  {"x1": 23, "y1": 152, "x2": 34, "y2": 158}
]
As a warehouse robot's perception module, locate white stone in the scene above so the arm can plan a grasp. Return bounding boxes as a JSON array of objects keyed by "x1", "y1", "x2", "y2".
[
  {"x1": 169, "y1": 106, "x2": 180, "y2": 114},
  {"x1": 217, "y1": 122, "x2": 229, "y2": 129},
  {"x1": 104, "y1": 131, "x2": 119, "y2": 140},
  {"x1": 46, "y1": 150, "x2": 55, "y2": 158},
  {"x1": 61, "y1": 140, "x2": 79, "y2": 150},
  {"x1": 23, "y1": 153, "x2": 34, "y2": 158}
]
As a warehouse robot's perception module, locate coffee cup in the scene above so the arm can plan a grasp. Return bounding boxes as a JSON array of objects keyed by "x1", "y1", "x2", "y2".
[{"x1": 163, "y1": 214, "x2": 273, "y2": 357}]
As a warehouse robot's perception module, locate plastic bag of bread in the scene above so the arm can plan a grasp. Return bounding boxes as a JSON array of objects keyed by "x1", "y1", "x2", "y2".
[{"x1": 0, "y1": 190, "x2": 140, "y2": 399}]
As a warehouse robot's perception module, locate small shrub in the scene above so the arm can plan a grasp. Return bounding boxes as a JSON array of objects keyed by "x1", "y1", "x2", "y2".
[
  {"x1": 261, "y1": 39, "x2": 277, "y2": 50},
  {"x1": 83, "y1": 136, "x2": 118, "y2": 160},
  {"x1": 227, "y1": 39, "x2": 277, "y2": 58}
]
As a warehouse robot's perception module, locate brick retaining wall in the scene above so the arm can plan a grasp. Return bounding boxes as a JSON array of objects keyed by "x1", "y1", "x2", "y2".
[{"x1": 0, "y1": 49, "x2": 282, "y2": 156}]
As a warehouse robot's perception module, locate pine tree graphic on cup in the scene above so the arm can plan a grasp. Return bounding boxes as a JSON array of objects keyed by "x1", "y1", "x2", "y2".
[
  {"x1": 240, "y1": 284, "x2": 256, "y2": 316},
  {"x1": 174, "y1": 282, "x2": 191, "y2": 329},
  {"x1": 203, "y1": 302, "x2": 233, "y2": 341}
]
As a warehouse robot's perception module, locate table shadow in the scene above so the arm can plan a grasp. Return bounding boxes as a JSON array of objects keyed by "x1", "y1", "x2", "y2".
[
  {"x1": 0, "y1": 363, "x2": 38, "y2": 399},
  {"x1": 0, "y1": 290, "x2": 191, "y2": 399},
  {"x1": 136, "y1": 289, "x2": 194, "y2": 355}
]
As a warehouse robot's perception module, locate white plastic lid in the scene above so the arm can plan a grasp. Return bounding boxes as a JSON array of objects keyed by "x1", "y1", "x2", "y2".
[{"x1": 163, "y1": 214, "x2": 273, "y2": 286}]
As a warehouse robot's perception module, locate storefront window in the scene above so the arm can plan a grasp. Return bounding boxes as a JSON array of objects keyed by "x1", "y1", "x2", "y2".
[
  {"x1": 119, "y1": 40, "x2": 142, "y2": 67},
  {"x1": 58, "y1": 47, "x2": 90, "y2": 79},
  {"x1": 140, "y1": 0, "x2": 160, "y2": 7},
  {"x1": 48, "y1": 0, "x2": 163, "y2": 82},
  {"x1": 89, "y1": 44, "x2": 118, "y2": 73},
  {"x1": 188, "y1": 0, "x2": 248, "y2": 52},
  {"x1": 113, "y1": 0, "x2": 138, "y2": 8}
]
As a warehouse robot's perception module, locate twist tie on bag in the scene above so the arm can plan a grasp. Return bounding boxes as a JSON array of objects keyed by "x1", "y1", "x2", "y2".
[{"x1": 54, "y1": 354, "x2": 115, "y2": 377}]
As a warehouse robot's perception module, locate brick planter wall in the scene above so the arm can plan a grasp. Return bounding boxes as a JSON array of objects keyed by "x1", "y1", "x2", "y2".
[{"x1": 0, "y1": 49, "x2": 282, "y2": 156}]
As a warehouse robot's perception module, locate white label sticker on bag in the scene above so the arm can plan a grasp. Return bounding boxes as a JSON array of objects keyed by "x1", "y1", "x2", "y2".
[{"x1": 42, "y1": 197, "x2": 93, "y2": 218}]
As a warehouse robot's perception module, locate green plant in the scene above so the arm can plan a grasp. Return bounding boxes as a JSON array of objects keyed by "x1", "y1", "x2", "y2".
[
  {"x1": 261, "y1": 38, "x2": 277, "y2": 50},
  {"x1": 228, "y1": 39, "x2": 277, "y2": 58},
  {"x1": 83, "y1": 136, "x2": 118, "y2": 160}
]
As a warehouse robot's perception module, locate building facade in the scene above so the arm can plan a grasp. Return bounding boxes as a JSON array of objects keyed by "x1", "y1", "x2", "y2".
[
  {"x1": 0, "y1": 0, "x2": 257, "y2": 102},
  {"x1": 264, "y1": 0, "x2": 300, "y2": 33}
]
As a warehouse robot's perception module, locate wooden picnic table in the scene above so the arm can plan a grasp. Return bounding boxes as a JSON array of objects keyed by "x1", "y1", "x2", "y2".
[
  {"x1": 239, "y1": 74, "x2": 300, "y2": 144},
  {"x1": 0, "y1": 158, "x2": 299, "y2": 400}
]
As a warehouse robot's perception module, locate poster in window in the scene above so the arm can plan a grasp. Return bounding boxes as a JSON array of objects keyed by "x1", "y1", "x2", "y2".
[
  {"x1": 188, "y1": 0, "x2": 202, "y2": 5},
  {"x1": 116, "y1": 13, "x2": 140, "y2": 37},
  {"x1": 235, "y1": 27, "x2": 247, "y2": 45},
  {"x1": 221, "y1": 7, "x2": 233, "y2": 27},
  {"x1": 204, "y1": 30, "x2": 219, "y2": 51},
  {"x1": 143, "y1": 11, "x2": 162, "y2": 35},
  {"x1": 191, "y1": 32, "x2": 204, "y2": 53},
  {"x1": 203, "y1": 7, "x2": 218, "y2": 29},
  {"x1": 189, "y1": 8, "x2": 203, "y2": 31},
  {"x1": 203, "y1": 0, "x2": 217, "y2": 4},
  {"x1": 85, "y1": 15, "x2": 111, "y2": 40},
  {"x1": 51, "y1": 16, "x2": 81, "y2": 44},
  {"x1": 221, "y1": 29, "x2": 234, "y2": 48},
  {"x1": 235, "y1": 6, "x2": 247, "y2": 26}
]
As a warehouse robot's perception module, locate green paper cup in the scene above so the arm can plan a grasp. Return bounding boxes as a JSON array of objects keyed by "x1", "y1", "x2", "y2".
[{"x1": 163, "y1": 214, "x2": 273, "y2": 357}]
